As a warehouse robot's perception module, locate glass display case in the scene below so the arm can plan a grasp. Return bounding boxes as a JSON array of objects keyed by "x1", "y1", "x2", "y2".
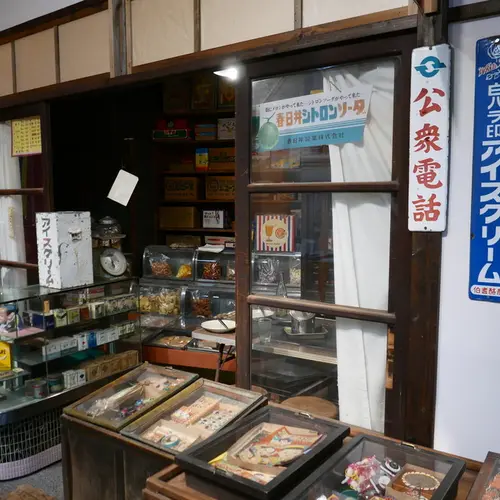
[
  {"x1": 176, "y1": 405, "x2": 349, "y2": 500},
  {"x1": 251, "y1": 252, "x2": 302, "y2": 298},
  {"x1": 282, "y1": 434, "x2": 466, "y2": 500},
  {"x1": 143, "y1": 246, "x2": 195, "y2": 280},
  {"x1": 121, "y1": 378, "x2": 264, "y2": 453},
  {"x1": 196, "y1": 249, "x2": 235, "y2": 284},
  {"x1": 64, "y1": 363, "x2": 198, "y2": 430},
  {"x1": 0, "y1": 277, "x2": 140, "y2": 421},
  {"x1": 139, "y1": 245, "x2": 236, "y2": 349}
]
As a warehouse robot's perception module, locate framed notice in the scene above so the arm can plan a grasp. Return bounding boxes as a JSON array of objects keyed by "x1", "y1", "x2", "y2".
[{"x1": 11, "y1": 116, "x2": 42, "y2": 156}]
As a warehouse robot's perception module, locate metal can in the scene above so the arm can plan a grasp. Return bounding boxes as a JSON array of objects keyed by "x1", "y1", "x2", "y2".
[
  {"x1": 33, "y1": 380, "x2": 48, "y2": 399},
  {"x1": 47, "y1": 373, "x2": 64, "y2": 394}
]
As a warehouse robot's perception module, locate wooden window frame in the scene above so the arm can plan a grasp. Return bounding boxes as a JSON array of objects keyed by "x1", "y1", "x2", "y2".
[
  {"x1": 0, "y1": 102, "x2": 53, "y2": 272},
  {"x1": 234, "y1": 31, "x2": 436, "y2": 444}
]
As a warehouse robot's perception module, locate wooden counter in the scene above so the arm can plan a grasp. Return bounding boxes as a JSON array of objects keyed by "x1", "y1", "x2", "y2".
[{"x1": 61, "y1": 414, "x2": 175, "y2": 500}]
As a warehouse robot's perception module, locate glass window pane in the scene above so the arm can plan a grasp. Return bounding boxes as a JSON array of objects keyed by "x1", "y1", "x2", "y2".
[
  {"x1": 251, "y1": 305, "x2": 388, "y2": 431},
  {"x1": 0, "y1": 120, "x2": 44, "y2": 286},
  {"x1": 251, "y1": 192, "x2": 391, "y2": 310},
  {"x1": 251, "y1": 59, "x2": 396, "y2": 183}
]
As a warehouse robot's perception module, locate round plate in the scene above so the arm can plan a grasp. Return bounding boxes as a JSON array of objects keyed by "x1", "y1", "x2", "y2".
[
  {"x1": 100, "y1": 248, "x2": 127, "y2": 276},
  {"x1": 251, "y1": 308, "x2": 274, "y2": 319},
  {"x1": 201, "y1": 320, "x2": 236, "y2": 333}
]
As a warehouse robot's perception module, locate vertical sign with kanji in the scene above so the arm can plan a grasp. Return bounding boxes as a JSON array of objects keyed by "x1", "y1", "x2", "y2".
[
  {"x1": 408, "y1": 44, "x2": 451, "y2": 232},
  {"x1": 469, "y1": 37, "x2": 500, "y2": 302}
]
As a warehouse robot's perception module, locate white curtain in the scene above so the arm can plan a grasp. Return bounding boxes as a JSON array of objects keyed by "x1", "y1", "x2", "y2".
[
  {"x1": 0, "y1": 123, "x2": 27, "y2": 288},
  {"x1": 323, "y1": 62, "x2": 394, "y2": 432}
]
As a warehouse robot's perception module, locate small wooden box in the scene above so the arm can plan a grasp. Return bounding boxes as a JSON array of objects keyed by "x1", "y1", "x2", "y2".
[
  {"x1": 165, "y1": 177, "x2": 200, "y2": 201},
  {"x1": 206, "y1": 176, "x2": 235, "y2": 200},
  {"x1": 160, "y1": 207, "x2": 199, "y2": 229},
  {"x1": 209, "y1": 148, "x2": 235, "y2": 171}
]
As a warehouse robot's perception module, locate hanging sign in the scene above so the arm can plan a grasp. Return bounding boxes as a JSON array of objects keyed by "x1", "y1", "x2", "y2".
[
  {"x1": 469, "y1": 37, "x2": 500, "y2": 302},
  {"x1": 408, "y1": 44, "x2": 451, "y2": 232},
  {"x1": 256, "y1": 86, "x2": 372, "y2": 151},
  {"x1": 11, "y1": 116, "x2": 42, "y2": 156}
]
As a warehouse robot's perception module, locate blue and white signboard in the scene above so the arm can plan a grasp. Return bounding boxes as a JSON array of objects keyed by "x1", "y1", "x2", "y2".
[
  {"x1": 256, "y1": 86, "x2": 372, "y2": 151},
  {"x1": 469, "y1": 37, "x2": 500, "y2": 302}
]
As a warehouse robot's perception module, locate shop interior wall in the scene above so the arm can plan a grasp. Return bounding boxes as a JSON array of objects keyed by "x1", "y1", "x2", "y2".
[
  {"x1": 0, "y1": 0, "x2": 80, "y2": 31},
  {"x1": 50, "y1": 83, "x2": 162, "y2": 273},
  {"x1": 0, "y1": 0, "x2": 410, "y2": 97},
  {"x1": 434, "y1": 13, "x2": 499, "y2": 462}
]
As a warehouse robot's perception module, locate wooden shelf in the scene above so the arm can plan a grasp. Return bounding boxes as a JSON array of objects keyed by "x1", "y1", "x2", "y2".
[
  {"x1": 159, "y1": 228, "x2": 235, "y2": 233},
  {"x1": 163, "y1": 108, "x2": 235, "y2": 116},
  {"x1": 143, "y1": 345, "x2": 236, "y2": 372},
  {"x1": 162, "y1": 200, "x2": 234, "y2": 205},
  {"x1": 163, "y1": 170, "x2": 235, "y2": 176},
  {"x1": 153, "y1": 138, "x2": 234, "y2": 146}
]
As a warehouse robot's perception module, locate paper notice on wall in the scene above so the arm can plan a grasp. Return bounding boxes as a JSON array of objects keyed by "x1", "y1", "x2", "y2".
[
  {"x1": 11, "y1": 116, "x2": 42, "y2": 156},
  {"x1": 107, "y1": 169, "x2": 138, "y2": 206}
]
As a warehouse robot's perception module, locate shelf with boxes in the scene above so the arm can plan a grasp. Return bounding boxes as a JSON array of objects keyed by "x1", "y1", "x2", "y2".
[
  {"x1": 0, "y1": 277, "x2": 141, "y2": 418},
  {"x1": 153, "y1": 75, "x2": 236, "y2": 246}
]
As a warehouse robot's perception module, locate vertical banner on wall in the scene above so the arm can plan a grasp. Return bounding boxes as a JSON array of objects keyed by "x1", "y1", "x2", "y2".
[
  {"x1": 408, "y1": 44, "x2": 451, "y2": 232},
  {"x1": 469, "y1": 37, "x2": 500, "y2": 302}
]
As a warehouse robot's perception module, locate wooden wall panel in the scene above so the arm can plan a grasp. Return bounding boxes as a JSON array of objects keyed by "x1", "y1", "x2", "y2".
[
  {"x1": 201, "y1": 0, "x2": 294, "y2": 51},
  {"x1": 59, "y1": 10, "x2": 110, "y2": 82},
  {"x1": 0, "y1": 44, "x2": 14, "y2": 96},
  {"x1": 303, "y1": 0, "x2": 407, "y2": 27},
  {"x1": 15, "y1": 29, "x2": 56, "y2": 92},
  {"x1": 131, "y1": 0, "x2": 194, "y2": 67}
]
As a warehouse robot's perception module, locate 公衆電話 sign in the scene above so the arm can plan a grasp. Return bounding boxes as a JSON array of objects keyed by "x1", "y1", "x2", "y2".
[{"x1": 470, "y1": 37, "x2": 500, "y2": 302}]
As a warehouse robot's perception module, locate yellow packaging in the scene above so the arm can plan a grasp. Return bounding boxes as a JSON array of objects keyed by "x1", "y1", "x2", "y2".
[{"x1": 0, "y1": 342, "x2": 12, "y2": 371}]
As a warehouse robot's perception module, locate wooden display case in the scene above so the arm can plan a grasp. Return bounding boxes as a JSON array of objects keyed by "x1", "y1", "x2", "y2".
[
  {"x1": 64, "y1": 363, "x2": 198, "y2": 431},
  {"x1": 282, "y1": 434, "x2": 466, "y2": 500},
  {"x1": 467, "y1": 451, "x2": 500, "y2": 499},
  {"x1": 176, "y1": 405, "x2": 349, "y2": 499},
  {"x1": 121, "y1": 379, "x2": 265, "y2": 454}
]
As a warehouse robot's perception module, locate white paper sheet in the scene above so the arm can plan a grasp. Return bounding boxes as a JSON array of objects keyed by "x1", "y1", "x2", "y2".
[{"x1": 107, "y1": 169, "x2": 138, "y2": 206}]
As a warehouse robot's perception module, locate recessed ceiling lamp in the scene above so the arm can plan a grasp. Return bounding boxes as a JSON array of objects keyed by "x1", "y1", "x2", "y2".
[{"x1": 214, "y1": 67, "x2": 239, "y2": 81}]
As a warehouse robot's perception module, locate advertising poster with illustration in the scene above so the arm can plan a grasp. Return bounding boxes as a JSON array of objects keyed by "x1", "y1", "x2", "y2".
[
  {"x1": 256, "y1": 86, "x2": 372, "y2": 151},
  {"x1": 470, "y1": 37, "x2": 500, "y2": 302},
  {"x1": 255, "y1": 215, "x2": 296, "y2": 252}
]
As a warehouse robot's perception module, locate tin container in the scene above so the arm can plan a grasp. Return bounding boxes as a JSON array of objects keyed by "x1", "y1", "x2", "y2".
[
  {"x1": 33, "y1": 380, "x2": 48, "y2": 399},
  {"x1": 47, "y1": 373, "x2": 64, "y2": 394}
]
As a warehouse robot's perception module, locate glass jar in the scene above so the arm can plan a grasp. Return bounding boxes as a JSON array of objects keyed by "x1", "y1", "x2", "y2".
[{"x1": 96, "y1": 216, "x2": 124, "y2": 249}]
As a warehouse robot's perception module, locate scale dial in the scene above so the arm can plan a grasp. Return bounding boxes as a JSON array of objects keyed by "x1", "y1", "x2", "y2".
[{"x1": 100, "y1": 248, "x2": 127, "y2": 276}]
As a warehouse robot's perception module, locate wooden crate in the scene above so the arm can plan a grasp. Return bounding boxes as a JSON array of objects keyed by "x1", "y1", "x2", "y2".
[
  {"x1": 159, "y1": 207, "x2": 198, "y2": 229},
  {"x1": 205, "y1": 176, "x2": 235, "y2": 200},
  {"x1": 164, "y1": 177, "x2": 200, "y2": 201}
]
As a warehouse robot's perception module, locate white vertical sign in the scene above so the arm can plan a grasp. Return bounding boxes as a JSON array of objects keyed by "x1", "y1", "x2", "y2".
[{"x1": 408, "y1": 44, "x2": 451, "y2": 232}]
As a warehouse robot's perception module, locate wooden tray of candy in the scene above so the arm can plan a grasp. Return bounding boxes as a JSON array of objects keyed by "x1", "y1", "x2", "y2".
[
  {"x1": 120, "y1": 378, "x2": 265, "y2": 454},
  {"x1": 282, "y1": 433, "x2": 466, "y2": 500},
  {"x1": 175, "y1": 405, "x2": 349, "y2": 500},
  {"x1": 64, "y1": 362, "x2": 198, "y2": 431}
]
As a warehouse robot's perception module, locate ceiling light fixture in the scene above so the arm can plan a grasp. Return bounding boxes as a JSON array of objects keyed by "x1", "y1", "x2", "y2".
[{"x1": 214, "y1": 67, "x2": 239, "y2": 81}]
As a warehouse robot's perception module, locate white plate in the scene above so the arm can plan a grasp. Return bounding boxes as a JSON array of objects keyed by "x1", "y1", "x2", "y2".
[
  {"x1": 201, "y1": 320, "x2": 236, "y2": 333},
  {"x1": 251, "y1": 308, "x2": 274, "y2": 319}
]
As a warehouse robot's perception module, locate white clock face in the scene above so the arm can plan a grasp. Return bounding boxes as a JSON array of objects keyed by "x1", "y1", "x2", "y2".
[{"x1": 100, "y1": 248, "x2": 127, "y2": 276}]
